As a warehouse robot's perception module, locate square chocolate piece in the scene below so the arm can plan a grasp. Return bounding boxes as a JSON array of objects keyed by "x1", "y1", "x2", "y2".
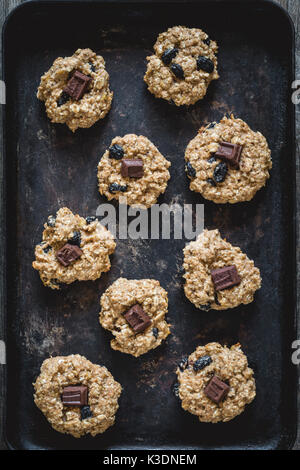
[
  {"x1": 63, "y1": 70, "x2": 92, "y2": 100},
  {"x1": 56, "y1": 243, "x2": 83, "y2": 267},
  {"x1": 211, "y1": 265, "x2": 241, "y2": 291},
  {"x1": 121, "y1": 159, "x2": 144, "y2": 178},
  {"x1": 215, "y1": 141, "x2": 243, "y2": 168},
  {"x1": 62, "y1": 385, "x2": 88, "y2": 406},
  {"x1": 204, "y1": 375, "x2": 230, "y2": 404},
  {"x1": 123, "y1": 303, "x2": 151, "y2": 333}
]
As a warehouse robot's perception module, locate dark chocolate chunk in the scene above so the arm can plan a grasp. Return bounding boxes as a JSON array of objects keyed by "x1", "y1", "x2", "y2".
[
  {"x1": 204, "y1": 375, "x2": 230, "y2": 404},
  {"x1": 203, "y1": 37, "x2": 211, "y2": 46},
  {"x1": 109, "y1": 144, "x2": 124, "y2": 160},
  {"x1": 206, "y1": 178, "x2": 216, "y2": 187},
  {"x1": 109, "y1": 183, "x2": 128, "y2": 193},
  {"x1": 121, "y1": 159, "x2": 144, "y2": 178},
  {"x1": 81, "y1": 405, "x2": 93, "y2": 420},
  {"x1": 172, "y1": 381, "x2": 180, "y2": 398},
  {"x1": 199, "y1": 303, "x2": 211, "y2": 311},
  {"x1": 152, "y1": 327, "x2": 159, "y2": 339},
  {"x1": 179, "y1": 356, "x2": 189, "y2": 371},
  {"x1": 185, "y1": 162, "x2": 196, "y2": 178},
  {"x1": 68, "y1": 231, "x2": 81, "y2": 247},
  {"x1": 62, "y1": 385, "x2": 88, "y2": 406},
  {"x1": 196, "y1": 56, "x2": 214, "y2": 73},
  {"x1": 88, "y1": 62, "x2": 96, "y2": 73},
  {"x1": 63, "y1": 70, "x2": 92, "y2": 100},
  {"x1": 171, "y1": 63, "x2": 185, "y2": 79},
  {"x1": 207, "y1": 155, "x2": 217, "y2": 163},
  {"x1": 193, "y1": 355, "x2": 212, "y2": 372},
  {"x1": 86, "y1": 216, "x2": 97, "y2": 224},
  {"x1": 56, "y1": 243, "x2": 83, "y2": 267},
  {"x1": 215, "y1": 141, "x2": 243, "y2": 168},
  {"x1": 213, "y1": 162, "x2": 228, "y2": 183},
  {"x1": 57, "y1": 91, "x2": 70, "y2": 107},
  {"x1": 47, "y1": 215, "x2": 56, "y2": 227},
  {"x1": 211, "y1": 265, "x2": 241, "y2": 291},
  {"x1": 43, "y1": 245, "x2": 52, "y2": 254},
  {"x1": 123, "y1": 303, "x2": 152, "y2": 333},
  {"x1": 161, "y1": 48, "x2": 178, "y2": 65}
]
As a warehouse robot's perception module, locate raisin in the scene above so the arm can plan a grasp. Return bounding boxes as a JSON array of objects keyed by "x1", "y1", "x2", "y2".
[
  {"x1": 203, "y1": 37, "x2": 211, "y2": 46},
  {"x1": 199, "y1": 303, "x2": 211, "y2": 311},
  {"x1": 207, "y1": 155, "x2": 216, "y2": 163},
  {"x1": 171, "y1": 63, "x2": 184, "y2": 79},
  {"x1": 172, "y1": 381, "x2": 180, "y2": 398},
  {"x1": 161, "y1": 48, "x2": 178, "y2": 65},
  {"x1": 185, "y1": 162, "x2": 196, "y2": 178},
  {"x1": 213, "y1": 162, "x2": 228, "y2": 183},
  {"x1": 197, "y1": 56, "x2": 214, "y2": 73},
  {"x1": 152, "y1": 327, "x2": 159, "y2": 339},
  {"x1": 109, "y1": 183, "x2": 127, "y2": 193},
  {"x1": 81, "y1": 405, "x2": 93, "y2": 420},
  {"x1": 193, "y1": 355, "x2": 212, "y2": 372},
  {"x1": 57, "y1": 91, "x2": 70, "y2": 107},
  {"x1": 47, "y1": 215, "x2": 56, "y2": 227},
  {"x1": 179, "y1": 356, "x2": 189, "y2": 372},
  {"x1": 43, "y1": 245, "x2": 52, "y2": 254},
  {"x1": 68, "y1": 231, "x2": 81, "y2": 247},
  {"x1": 88, "y1": 62, "x2": 96, "y2": 72},
  {"x1": 109, "y1": 144, "x2": 124, "y2": 160},
  {"x1": 207, "y1": 178, "x2": 216, "y2": 187},
  {"x1": 86, "y1": 216, "x2": 97, "y2": 224},
  {"x1": 207, "y1": 122, "x2": 216, "y2": 129}
]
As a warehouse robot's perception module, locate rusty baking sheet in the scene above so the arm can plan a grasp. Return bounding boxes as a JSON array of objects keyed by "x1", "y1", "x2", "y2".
[{"x1": 3, "y1": 0, "x2": 296, "y2": 449}]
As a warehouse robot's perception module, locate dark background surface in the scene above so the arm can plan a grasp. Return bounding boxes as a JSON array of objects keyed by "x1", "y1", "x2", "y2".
[{"x1": 0, "y1": 0, "x2": 299, "y2": 450}]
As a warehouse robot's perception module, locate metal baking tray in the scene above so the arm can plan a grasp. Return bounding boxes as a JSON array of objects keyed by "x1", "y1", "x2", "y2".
[{"x1": 3, "y1": 0, "x2": 296, "y2": 450}]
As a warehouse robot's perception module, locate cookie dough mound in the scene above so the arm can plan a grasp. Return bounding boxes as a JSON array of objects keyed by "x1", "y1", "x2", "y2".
[
  {"x1": 176, "y1": 343, "x2": 256, "y2": 423},
  {"x1": 185, "y1": 115, "x2": 272, "y2": 203},
  {"x1": 33, "y1": 354, "x2": 122, "y2": 438},
  {"x1": 144, "y1": 26, "x2": 219, "y2": 106},
  {"x1": 32, "y1": 207, "x2": 116, "y2": 290},
  {"x1": 99, "y1": 278, "x2": 170, "y2": 357},
  {"x1": 97, "y1": 134, "x2": 171, "y2": 208},
  {"x1": 37, "y1": 48, "x2": 113, "y2": 132},
  {"x1": 183, "y1": 229, "x2": 261, "y2": 310}
]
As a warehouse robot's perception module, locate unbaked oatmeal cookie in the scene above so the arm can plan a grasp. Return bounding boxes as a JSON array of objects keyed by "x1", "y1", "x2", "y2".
[
  {"x1": 185, "y1": 115, "x2": 272, "y2": 203},
  {"x1": 176, "y1": 342, "x2": 256, "y2": 423},
  {"x1": 37, "y1": 48, "x2": 113, "y2": 132},
  {"x1": 97, "y1": 134, "x2": 171, "y2": 208},
  {"x1": 144, "y1": 26, "x2": 219, "y2": 106},
  {"x1": 183, "y1": 229, "x2": 261, "y2": 311},
  {"x1": 32, "y1": 207, "x2": 115, "y2": 290},
  {"x1": 99, "y1": 278, "x2": 170, "y2": 357},
  {"x1": 33, "y1": 354, "x2": 122, "y2": 438}
]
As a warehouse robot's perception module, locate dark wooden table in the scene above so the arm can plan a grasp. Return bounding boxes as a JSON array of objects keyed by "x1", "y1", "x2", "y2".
[{"x1": 0, "y1": 0, "x2": 299, "y2": 450}]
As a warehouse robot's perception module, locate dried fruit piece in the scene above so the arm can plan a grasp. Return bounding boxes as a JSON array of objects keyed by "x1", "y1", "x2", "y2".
[
  {"x1": 207, "y1": 178, "x2": 216, "y2": 187},
  {"x1": 109, "y1": 144, "x2": 124, "y2": 160},
  {"x1": 207, "y1": 155, "x2": 216, "y2": 164},
  {"x1": 81, "y1": 405, "x2": 93, "y2": 420},
  {"x1": 199, "y1": 303, "x2": 211, "y2": 311},
  {"x1": 203, "y1": 37, "x2": 211, "y2": 46},
  {"x1": 57, "y1": 91, "x2": 70, "y2": 107},
  {"x1": 86, "y1": 216, "x2": 97, "y2": 224},
  {"x1": 43, "y1": 245, "x2": 52, "y2": 254},
  {"x1": 88, "y1": 62, "x2": 96, "y2": 73},
  {"x1": 47, "y1": 215, "x2": 56, "y2": 227},
  {"x1": 68, "y1": 231, "x2": 81, "y2": 247},
  {"x1": 193, "y1": 355, "x2": 212, "y2": 372},
  {"x1": 197, "y1": 56, "x2": 214, "y2": 73},
  {"x1": 179, "y1": 357, "x2": 189, "y2": 371},
  {"x1": 152, "y1": 327, "x2": 159, "y2": 339},
  {"x1": 207, "y1": 122, "x2": 216, "y2": 129},
  {"x1": 213, "y1": 162, "x2": 227, "y2": 183},
  {"x1": 171, "y1": 63, "x2": 185, "y2": 79},
  {"x1": 172, "y1": 381, "x2": 180, "y2": 397},
  {"x1": 185, "y1": 162, "x2": 196, "y2": 178},
  {"x1": 161, "y1": 48, "x2": 178, "y2": 65},
  {"x1": 109, "y1": 183, "x2": 127, "y2": 193}
]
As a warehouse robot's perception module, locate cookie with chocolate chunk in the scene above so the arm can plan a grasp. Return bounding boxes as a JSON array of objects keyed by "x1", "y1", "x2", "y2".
[
  {"x1": 97, "y1": 134, "x2": 171, "y2": 208},
  {"x1": 185, "y1": 115, "x2": 272, "y2": 203},
  {"x1": 183, "y1": 229, "x2": 261, "y2": 310},
  {"x1": 37, "y1": 48, "x2": 113, "y2": 132},
  {"x1": 33, "y1": 354, "x2": 122, "y2": 438},
  {"x1": 99, "y1": 278, "x2": 170, "y2": 357},
  {"x1": 32, "y1": 207, "x2": 115, "y2": 289},
  {"x1": 144, "y1": 26, "x2": 219, "y2": 106},
  {"x1": 176, "y1": 343, "x2": 256, "y2": 423}
]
